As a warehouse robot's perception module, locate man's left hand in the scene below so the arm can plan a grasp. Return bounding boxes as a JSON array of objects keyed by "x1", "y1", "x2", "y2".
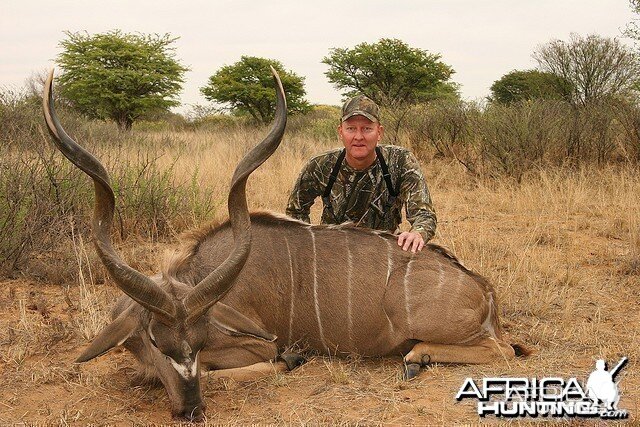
[{"x1": 397, "y1": 231, "x2": 425, "y2": 253}]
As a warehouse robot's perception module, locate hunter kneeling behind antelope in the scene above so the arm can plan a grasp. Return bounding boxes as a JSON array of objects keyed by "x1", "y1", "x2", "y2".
[{"x1": 43, "y1": 68, "x2": 528, "y2": 422}]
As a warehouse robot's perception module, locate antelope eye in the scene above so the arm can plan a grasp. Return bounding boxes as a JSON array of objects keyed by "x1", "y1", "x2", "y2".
[{"x1": 148, "y1": 330, "x2": 159, "y2": 348}]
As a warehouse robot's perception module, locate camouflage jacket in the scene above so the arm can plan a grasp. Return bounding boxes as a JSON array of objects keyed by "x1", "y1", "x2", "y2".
[{"x1": 286, "y1": 144, "x2": 437, "y2": 241}]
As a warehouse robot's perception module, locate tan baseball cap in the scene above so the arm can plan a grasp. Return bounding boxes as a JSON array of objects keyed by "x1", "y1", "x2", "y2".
[{"x1": 341, "y1": 95, "x2": 380, "y2": 122}]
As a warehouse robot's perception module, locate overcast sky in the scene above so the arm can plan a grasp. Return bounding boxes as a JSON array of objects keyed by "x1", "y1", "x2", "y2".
[{"x1": 1, "y1": 0, "x2": 636, "y2": 114}]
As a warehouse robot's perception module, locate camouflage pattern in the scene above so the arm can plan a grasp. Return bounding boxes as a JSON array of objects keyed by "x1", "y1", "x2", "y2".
[
  {"x1": 341, "y1": 95, "x2": 380, "y2": 122},
  {"x1": 286, "y1": 144, "x2": 437, "y2": 241}
]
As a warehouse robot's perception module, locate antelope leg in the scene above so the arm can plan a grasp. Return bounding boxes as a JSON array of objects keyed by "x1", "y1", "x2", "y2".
[
  {"x1": 204, "y1": 350, "x2": 306, "y2": 382},
  {"x1": 404, "y1": 337, "x2": 516, "y2": 367},
  {"x1": 200, "y1": 333, "x2": 278, "y2": 371},
  {"x1": 208, "y1": 361, "x2": 289, "y2": 381}
]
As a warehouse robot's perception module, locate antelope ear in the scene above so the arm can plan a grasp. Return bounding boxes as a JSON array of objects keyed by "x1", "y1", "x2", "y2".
[
  {"x1": 75, "y1": 305, "x2": 138, "y2": 363},
  {"x1": 209, "y1": 303, "x2": 277, "y2": 342}
]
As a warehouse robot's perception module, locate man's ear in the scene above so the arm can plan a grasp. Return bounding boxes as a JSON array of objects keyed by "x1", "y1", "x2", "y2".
[
  {"x1": 377, "y1": 124, "x2": 384, "y2": 141},
  {"x1": 209, "y1": 303, "x2": 277, "y2": 342}
]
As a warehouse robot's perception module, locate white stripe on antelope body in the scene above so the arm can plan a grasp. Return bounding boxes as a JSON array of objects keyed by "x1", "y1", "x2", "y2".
[{"x1": 42, "y1": 67, "x2": 528, "y2": 422}]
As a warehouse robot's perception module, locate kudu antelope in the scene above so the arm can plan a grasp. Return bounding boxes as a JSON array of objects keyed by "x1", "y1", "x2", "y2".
[{"x1": 44, "y1": 69, "x2": 527, "y2": 421}]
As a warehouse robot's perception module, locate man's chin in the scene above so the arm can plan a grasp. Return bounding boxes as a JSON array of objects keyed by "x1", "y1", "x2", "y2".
[{"x1": 349, "y1": 149, "x2": 373, "y2": 159}]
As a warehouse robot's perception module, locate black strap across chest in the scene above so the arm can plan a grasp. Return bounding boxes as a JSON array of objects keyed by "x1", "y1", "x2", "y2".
[
  {"x1": 322, "y1": 148, "x2": 346, "y2": 202},
  {"x1": 375, "y1": 146, "x2": 399, "y2": 202},
  {"x1": 322, "y1": 147, "x2": 398, "y2": 222}
]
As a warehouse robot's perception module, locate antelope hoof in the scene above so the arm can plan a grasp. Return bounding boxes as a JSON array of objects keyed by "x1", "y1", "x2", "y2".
[
  {"x1": 403, "y1": 363, "x2": 421, "y2": 380},
  {"x1": 279, "y1": 352, "x2": 306, "y2": 371}
]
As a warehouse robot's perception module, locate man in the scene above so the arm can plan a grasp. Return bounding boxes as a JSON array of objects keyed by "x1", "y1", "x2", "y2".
[{"x1": 286, "y1": 95, "x2": 436, "y2": 253}]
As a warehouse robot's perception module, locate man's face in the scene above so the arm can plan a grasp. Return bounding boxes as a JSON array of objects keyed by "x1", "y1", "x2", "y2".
[{"x1": 338, "y1": 115, "x2": 384, "y2": 166}]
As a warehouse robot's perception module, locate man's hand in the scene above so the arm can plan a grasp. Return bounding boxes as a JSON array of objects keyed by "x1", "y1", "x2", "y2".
[{"x1": 397, "y1": 231, "x2": 425, "y2": 253}]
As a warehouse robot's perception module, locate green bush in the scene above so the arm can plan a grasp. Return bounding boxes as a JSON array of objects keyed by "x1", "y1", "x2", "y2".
[
  {"x1": 0, "y1": 89, "x2": 217, "y2": 278},
  {"x1": 406, "y1": 97, "x2": 639, "y2": 179},
  {"x1": 287, "y1": 104, "x2": 340, "y2": 141},
  {"x1": 479, "y1": 100, "x2": 567, "y2": 180}
]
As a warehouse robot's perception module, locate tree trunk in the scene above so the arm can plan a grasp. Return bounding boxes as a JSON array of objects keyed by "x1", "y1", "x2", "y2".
[{"x1": 115, "y1": 114, "x2": 133, "y2": 131}]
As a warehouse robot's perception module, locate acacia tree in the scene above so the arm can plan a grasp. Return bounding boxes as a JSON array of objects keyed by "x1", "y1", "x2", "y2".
[
  {"x1": 57, "y1": 30, "x2": 188, "y2": 131},
  {"x1": 200, "y1": 56, "x2": 309, "y2": 124},
  {"x1": 490, "y1": 70, "x2": 572, "y2": 104},
  {"x1": 322, "y1": 38, "x2": 458, "y2": 107},
  {"x1": 533, "y1": 34, "x2": 639, "y2": 107},
  {"x1": 625, "y1": 0, "x2": 640, "y2": 42}
]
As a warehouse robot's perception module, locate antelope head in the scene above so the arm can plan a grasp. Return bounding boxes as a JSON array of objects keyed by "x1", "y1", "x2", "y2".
[{"x1": 43, "y1": 68, "x2": 286, "y2": 420}]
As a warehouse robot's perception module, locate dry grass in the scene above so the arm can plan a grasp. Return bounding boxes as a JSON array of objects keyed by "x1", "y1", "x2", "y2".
[{"x1": 0, "y1": 127, "x2": 638, "y2": 425}]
